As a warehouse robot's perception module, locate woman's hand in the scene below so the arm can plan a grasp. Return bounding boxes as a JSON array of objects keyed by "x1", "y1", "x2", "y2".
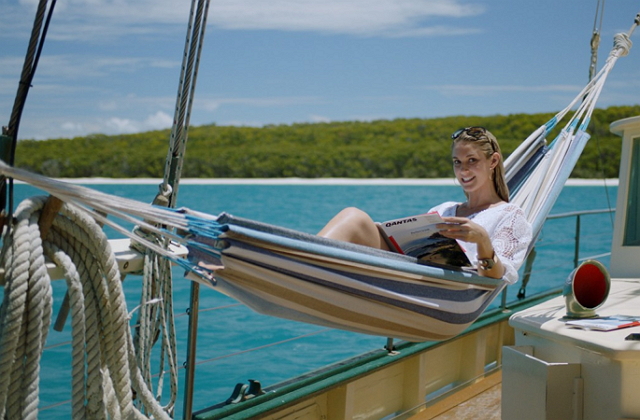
[
  {"x1": 437, "y1": 216, "x2": 504, "y2": 279},
  {"x1": 436, "y1": 216, "x2": 490, "y2": 246}
]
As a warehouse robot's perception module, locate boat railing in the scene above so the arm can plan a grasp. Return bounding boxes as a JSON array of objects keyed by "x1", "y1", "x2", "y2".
[
  {"x1": 499, "y1": 207, "x2": 615, "y2": 310},
  {"x1": 545, "y1": 208, "x2": 615, "y2": 267}
]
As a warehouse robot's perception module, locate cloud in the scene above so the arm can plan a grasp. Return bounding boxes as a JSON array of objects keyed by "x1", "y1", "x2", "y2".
[
  {"x1": 106, "y1": 117, "x2": 139, "y2": 134},
  {"x1": 383, "y1": 25, "x2": 481, "y2": 38},
  {"x1": 16, "y1": 111, "x2": 172, "y2": 139},
  {"x1": 5, "y1": 0, "x2": 485, "y2": 40},
  {"x1": 101, "y1": 111, "x2": 173, "y2": 135},
  {"x1": 197, "y1": 95, "x2": 323, "y2": 112},
  {"x1": 217, "y1": 119, "x2": 264, "y2": 127},
  {"x1": 309, "y1": 115, "x2": 331, "y2": 123},
  {"x1": 212, "y1": 0, "x2": 485, "y2": 37},
  {"x1": 60, "y1": 121, "x2": 85, "y2": 133},
  {"x1": 34, "y1": 55, "x2": 179, "y2": 79},
  {"x1": 422, "y1": 84, "x2": 584, "y2": 96},
  {"x1": 98, "y1": 100, "x2": 119, "y2": 112},
  {"x1": 144, "y1": 110, "x2": 173, "y2": 130}
]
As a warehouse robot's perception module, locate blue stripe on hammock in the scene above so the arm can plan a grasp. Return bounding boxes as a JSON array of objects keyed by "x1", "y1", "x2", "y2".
[
  {"x1": 224, "y1": 238, "x2": 488, "y2": 302},
  {"x1": 508, "y1": 144, "x2": 549, "y2": 197},
  {"x1": 219, "y1": 239, "x2": 501, "y2": 325},
  {"x1": 202, "y1": 215, "x2": 504, "y2": 290}
]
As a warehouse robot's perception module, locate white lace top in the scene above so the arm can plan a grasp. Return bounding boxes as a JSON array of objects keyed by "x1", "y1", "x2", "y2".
[{"x1": 428, "y1": 201, "x2": 532, "y2": 284}]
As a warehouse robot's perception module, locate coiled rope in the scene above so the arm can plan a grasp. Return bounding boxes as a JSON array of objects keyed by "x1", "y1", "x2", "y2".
[
  {"x1": 0, "y1": 196, "x2": 171, "y2": 419},
  {"x1": 0, "y1": 198, "x2": 52, "y2": 420}
]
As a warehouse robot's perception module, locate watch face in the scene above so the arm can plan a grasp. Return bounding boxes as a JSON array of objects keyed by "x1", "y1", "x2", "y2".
[{"x1": 478, "y1": 254, "x2": 496, "y2": 270}]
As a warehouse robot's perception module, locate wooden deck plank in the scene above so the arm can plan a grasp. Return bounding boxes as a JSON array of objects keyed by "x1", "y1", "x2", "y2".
[
  {"x1": 408, "y1": 371, "x2": 501, "y2": 420},
  {"x1": 431, "y1": 383, "x2": 501, "y2": 420}
]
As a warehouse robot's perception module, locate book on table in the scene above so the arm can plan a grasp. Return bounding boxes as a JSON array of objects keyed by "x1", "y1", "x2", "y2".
[
  {"x1": 565, "y1": 315, "x2": 640, "y2": 331},
  {"x1": 377, "y1": 212, "x2": 473, "y2": 270}
]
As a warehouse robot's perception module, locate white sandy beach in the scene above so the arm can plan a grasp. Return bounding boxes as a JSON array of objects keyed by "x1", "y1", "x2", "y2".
[{"x1": 44, "y1": 177, "x2": 620, "y2": 187}]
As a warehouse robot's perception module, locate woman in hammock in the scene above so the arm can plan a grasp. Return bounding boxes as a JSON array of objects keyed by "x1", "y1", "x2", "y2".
[{"x1": 319, "y1": 127, "x2": 532, "y2": 284}]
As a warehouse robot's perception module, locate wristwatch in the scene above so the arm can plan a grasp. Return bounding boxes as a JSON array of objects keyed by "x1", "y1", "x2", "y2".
[{"x1": 477, "y1": 251, "x2": 498, "y2": 270}]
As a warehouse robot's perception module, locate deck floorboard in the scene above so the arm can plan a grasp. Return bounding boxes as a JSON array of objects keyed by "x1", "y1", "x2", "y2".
[{"x1": 431, "y1": 383, "x2": 501, "y2": 420}]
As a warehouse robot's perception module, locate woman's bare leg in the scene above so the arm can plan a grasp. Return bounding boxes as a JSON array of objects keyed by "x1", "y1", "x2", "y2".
[{"x1": 318, "y1": 207, "x2": 390, "y2": 250}]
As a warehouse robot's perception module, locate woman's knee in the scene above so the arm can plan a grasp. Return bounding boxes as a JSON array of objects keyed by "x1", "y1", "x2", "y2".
[
  {"x1": 336, "y1": 207, "x2": 371, "y2": 224},
  {"x1": 319, "y1": 207, "x2": 383, "y2": 247}
]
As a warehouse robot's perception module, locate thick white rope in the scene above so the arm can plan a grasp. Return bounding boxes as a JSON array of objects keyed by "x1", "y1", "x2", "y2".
[
  {"x1": 0, "y1": 197, "x2": 52, "y2": 420},
  {"x1": 52, "y1": 200, "x2": 174, "y2": 420},
  {"x1": 0, "y1": 196, "x2": 172, "y2": 419},
  {"x1": 42, "y1": 241, "x2": 88, "y2": 419}
]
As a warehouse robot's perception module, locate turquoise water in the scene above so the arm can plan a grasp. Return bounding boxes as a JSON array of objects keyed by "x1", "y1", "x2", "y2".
[{"x1": 9, "y1": 181, "x2": 618, "y2": 418}]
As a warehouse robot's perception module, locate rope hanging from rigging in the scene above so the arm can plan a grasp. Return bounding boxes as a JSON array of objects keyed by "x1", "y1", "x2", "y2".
[{"x1": 133, "y1": 1, "x2": 211, "y2": 417}]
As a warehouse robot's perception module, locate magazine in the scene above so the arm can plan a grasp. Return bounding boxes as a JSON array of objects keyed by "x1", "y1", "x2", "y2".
[
  {"x1": 377, "y1": 212, "x2": 472, "y2": 269},
  {"x1": 565, "y1": 315, "x2": 640, "y2": 331}
]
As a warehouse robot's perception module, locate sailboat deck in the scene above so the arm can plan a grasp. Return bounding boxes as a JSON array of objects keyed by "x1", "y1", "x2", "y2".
[
  {"x1": 431, "y1": 384, "x2": 501, "y2": 420},
  {"x1": 408, "y1": 371, "x2": 502, "y2": 420}
]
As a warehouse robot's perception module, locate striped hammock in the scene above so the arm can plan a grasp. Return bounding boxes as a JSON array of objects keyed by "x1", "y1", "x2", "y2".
[{"x1": 0, "y1": 31, "x2": 632, "y2": 341}]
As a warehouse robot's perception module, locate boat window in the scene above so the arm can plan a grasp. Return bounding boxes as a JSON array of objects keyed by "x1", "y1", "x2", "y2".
[{"x1": 624, "y1": 136, "x2": 640, "y2": 246}]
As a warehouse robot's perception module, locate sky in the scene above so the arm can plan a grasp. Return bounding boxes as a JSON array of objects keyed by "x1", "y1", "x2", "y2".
[{"x1": 1, "y1": 0, "x2": 640, "y2": 141}]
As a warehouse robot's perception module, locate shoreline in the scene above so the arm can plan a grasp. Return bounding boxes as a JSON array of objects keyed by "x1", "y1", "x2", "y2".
[{"x1": 17, "y1": 177, "x2": 620, "y2": 186}]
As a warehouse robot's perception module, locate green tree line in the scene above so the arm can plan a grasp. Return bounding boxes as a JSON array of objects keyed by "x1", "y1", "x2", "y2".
[{"x1": 15, "y1": 105, "x2": 640, "y2": 179}]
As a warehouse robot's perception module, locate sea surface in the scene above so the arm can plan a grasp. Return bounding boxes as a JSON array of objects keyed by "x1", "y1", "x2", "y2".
[{"x1": 9, "y1": 180, "x2": 618, "y2": 418}]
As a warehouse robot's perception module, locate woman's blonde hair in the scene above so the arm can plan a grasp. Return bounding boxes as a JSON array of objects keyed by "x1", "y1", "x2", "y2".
[{"x1": 451, "y1": 127, "x2": 509, "y2": 202}]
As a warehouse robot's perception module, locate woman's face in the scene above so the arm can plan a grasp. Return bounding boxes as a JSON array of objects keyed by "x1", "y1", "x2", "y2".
[{"x1": 452, "y1": 141, "x2": 498, "y2": 195}]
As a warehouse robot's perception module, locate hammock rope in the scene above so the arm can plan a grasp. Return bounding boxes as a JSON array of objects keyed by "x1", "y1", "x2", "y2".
[{"x1": 507, "y1": 21, "x2": 635, "y2": 238}]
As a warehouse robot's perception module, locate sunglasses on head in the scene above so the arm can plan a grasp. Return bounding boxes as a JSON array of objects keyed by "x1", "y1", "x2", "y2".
[{"x1": 451, "y1": 126, "x2": 487, "y2": 140}]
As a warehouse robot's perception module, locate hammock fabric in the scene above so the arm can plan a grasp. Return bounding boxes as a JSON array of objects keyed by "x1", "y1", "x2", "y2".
[
  {"x1": 187, "y1": 213, "x2": 504, "y2": 341},
  {"x1": 0, "y1": 29, "x2": 634, "y2": 342}
]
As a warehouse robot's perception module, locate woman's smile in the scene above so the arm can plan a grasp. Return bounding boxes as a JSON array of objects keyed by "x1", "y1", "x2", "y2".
[
  {"x1": 459, "y1": 175, "x2": 478, "y2": 190},
  {"x1": 452, "y1": 142, "x2": 496, "y2": 194}
]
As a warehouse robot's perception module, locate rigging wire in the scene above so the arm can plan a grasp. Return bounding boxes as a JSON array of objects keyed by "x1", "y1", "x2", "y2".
[
  {"x1": 147, "y1": 2, "x2": 213, "y2": 418},
  {"x1": 132, "y1": 2, "x2": 211, "y2": 417},
  {"x1": 588, "y1": 0, "x2": 616, "y2": 226},
  {"x1": 1, "y1": 0, "x2": 57, "y2": 226},
  {"x1": 161, "y1": 0, "x2": 211, "y2": 207},
  {"x1": 589, "y1": 0, "x2": 605, "y2": 81}
]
